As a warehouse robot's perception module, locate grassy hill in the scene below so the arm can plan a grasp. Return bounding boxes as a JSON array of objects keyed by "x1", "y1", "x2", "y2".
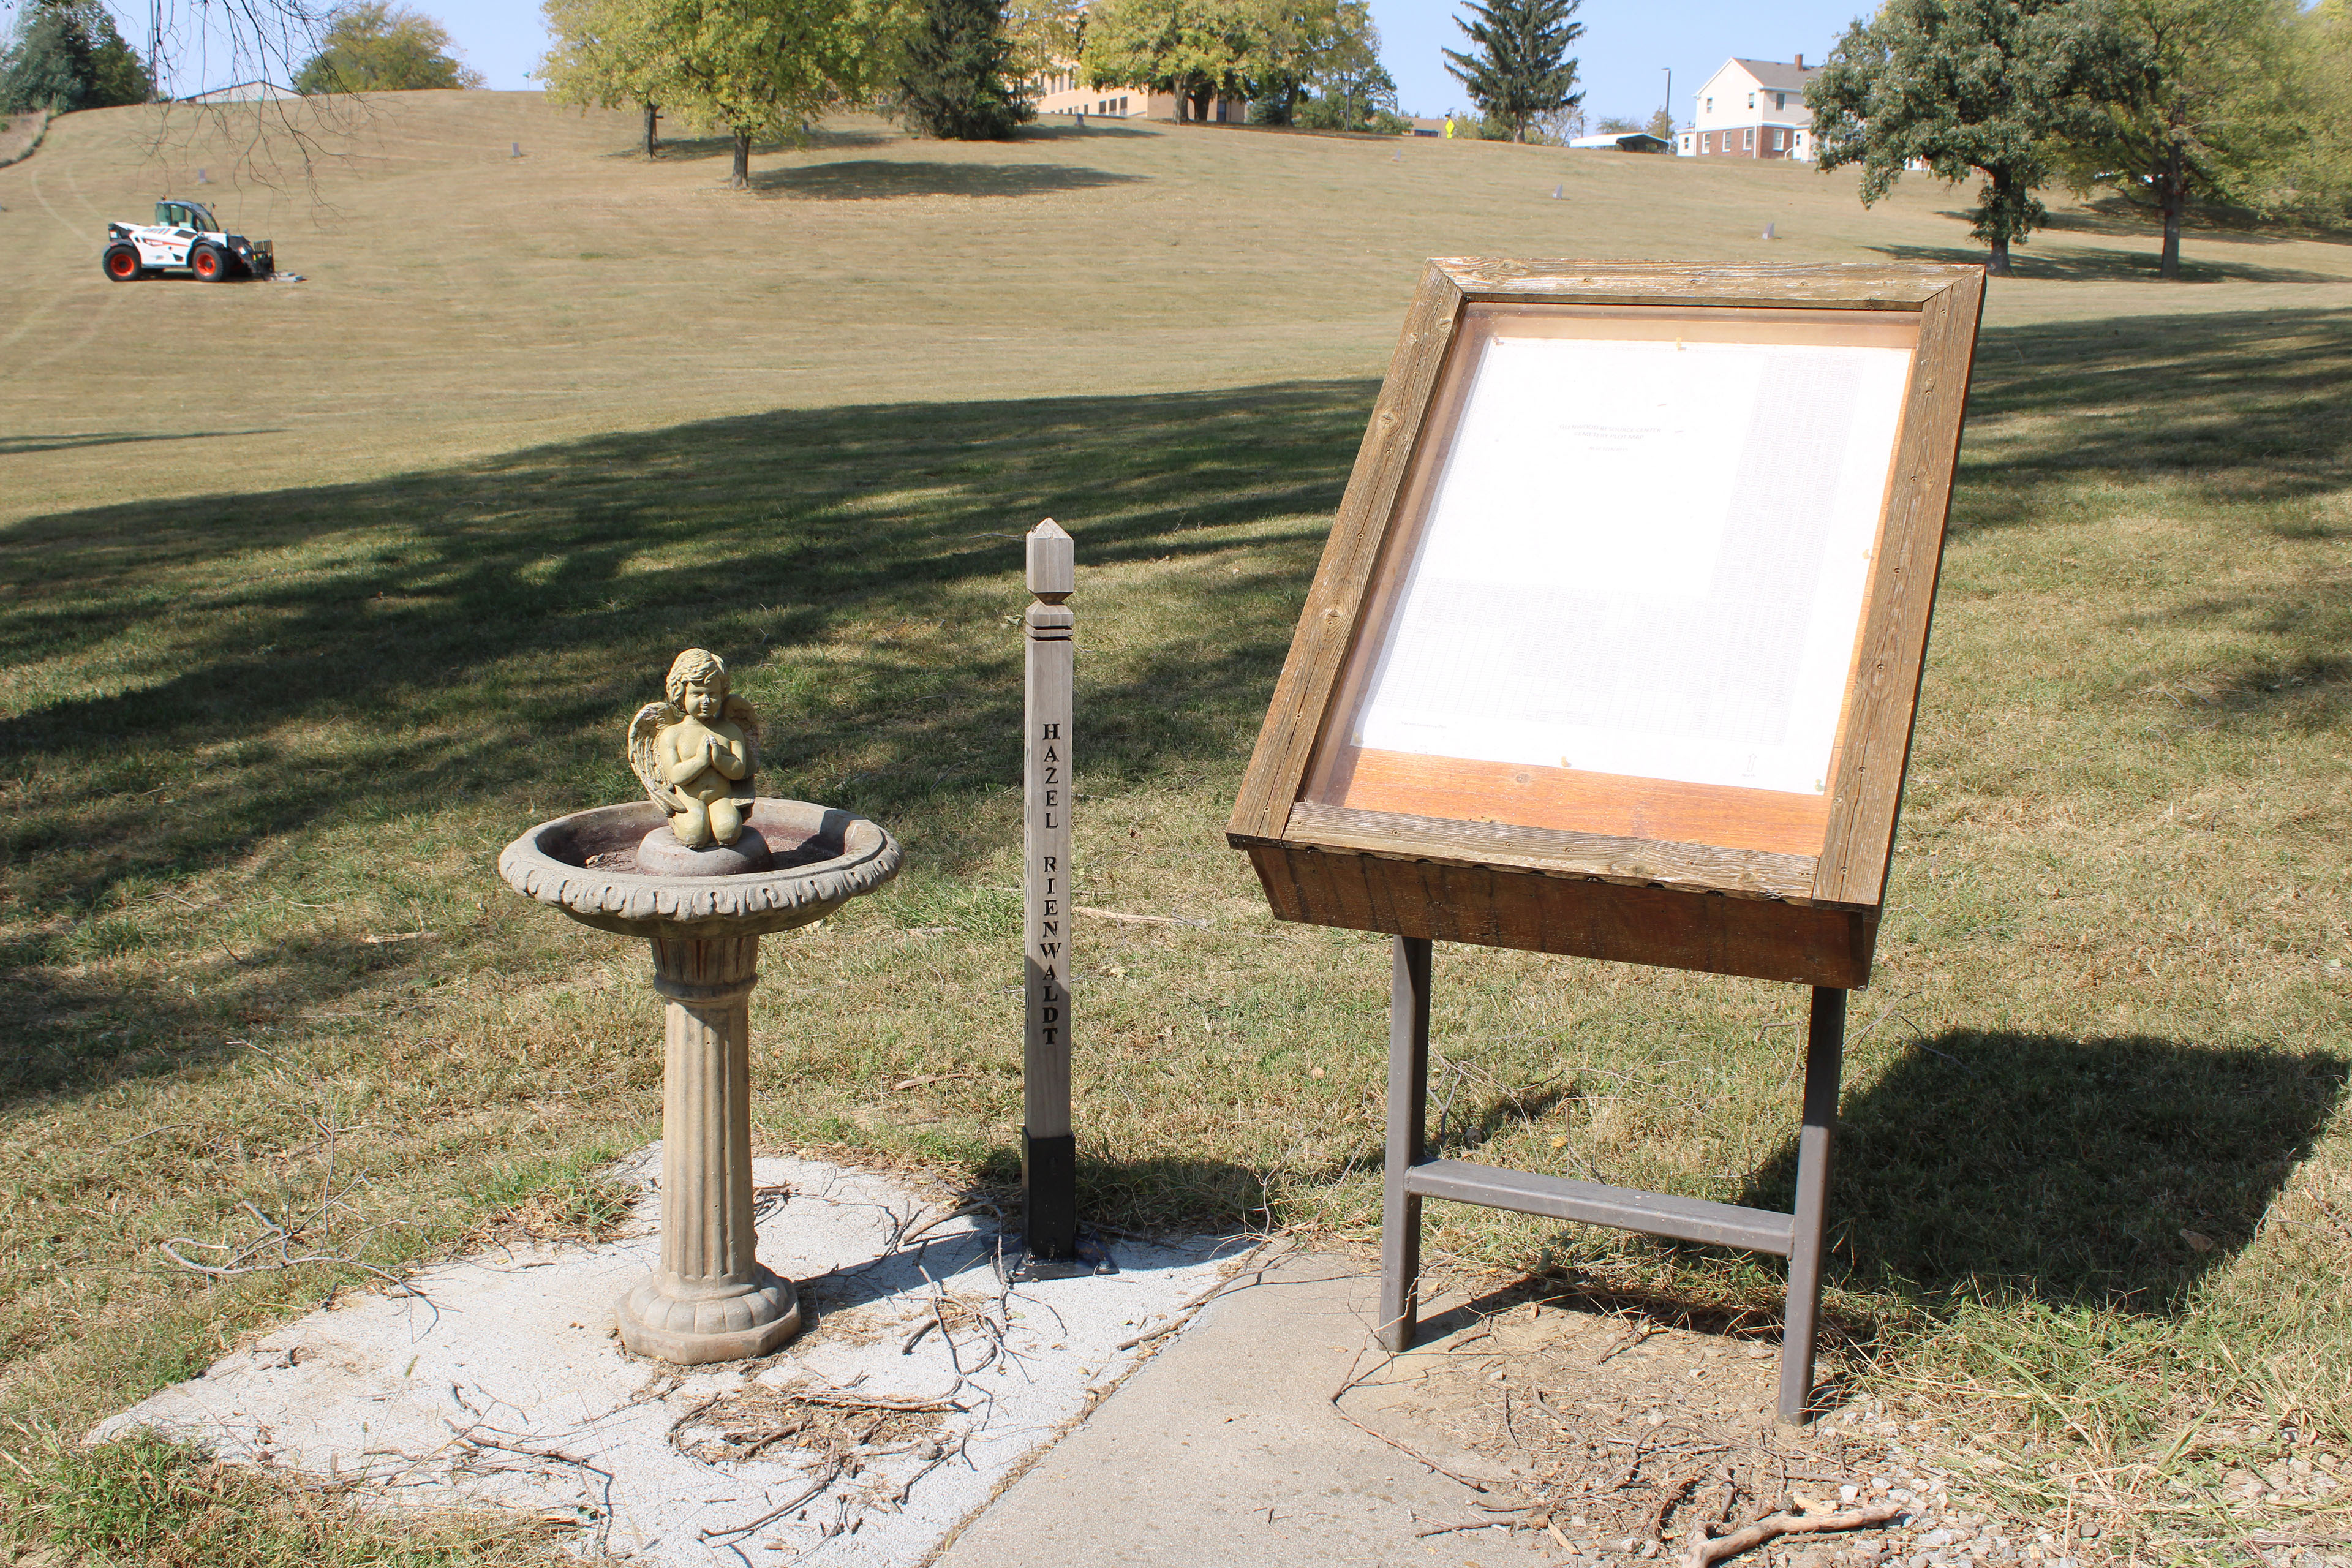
[
  {"x1": 6, "y1": 91, "x2": 2348, "y2": 523},
  {"x1": 1, "y1": 91, "x2": 2349, "y2": 1564}
]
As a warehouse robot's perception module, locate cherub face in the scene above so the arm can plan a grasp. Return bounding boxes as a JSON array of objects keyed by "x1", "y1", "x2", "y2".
[{"x1": 680, "y1": 677, "x2": 723, "y2": 720}]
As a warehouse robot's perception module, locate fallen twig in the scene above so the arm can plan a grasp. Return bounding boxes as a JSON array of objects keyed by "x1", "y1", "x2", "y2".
[
  {"x1": 699, "y1": 1459, "x2": 847, "y2": 1544},
  {"x1": 1329, "y1": 1357, "x2": 1492, "y2": 1493},
  {"x1": 1115, "y1": 1321, "x2": 1182, "y2": 1352},
  {"x1": 889, "y1": 1072, "x2": 974, "y2": 1091},
  {"x1": 1072, "y1": 905, "x2": 1210, "y2": 929},
  {"x1": 786, "y1": 1390, "x2": 964, "y2": 1414},
  {"x1": 1682, "y1": 1499, "x2": 1906, "y2": 1568}
]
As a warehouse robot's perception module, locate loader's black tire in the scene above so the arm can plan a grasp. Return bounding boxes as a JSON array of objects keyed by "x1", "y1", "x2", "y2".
[
  {"x1": 102, "y1": 245, "x2": 142, "y2": 282},
  {"x1": 189, "y1": 243, "x2": 226, "y2": 281}
]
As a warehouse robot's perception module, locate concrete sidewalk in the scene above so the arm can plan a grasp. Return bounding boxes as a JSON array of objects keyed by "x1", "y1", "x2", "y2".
[{"x1": 936, "y1": 1247, "x2": 1548, "y2": 1568}]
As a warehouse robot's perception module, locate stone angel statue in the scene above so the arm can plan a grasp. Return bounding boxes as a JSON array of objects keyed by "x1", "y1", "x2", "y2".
[{"x1": 629, "y1": 649, "x2": 760, "y2": 848}]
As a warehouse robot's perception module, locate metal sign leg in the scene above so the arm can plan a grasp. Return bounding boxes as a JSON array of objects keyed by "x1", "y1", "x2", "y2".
[
  {"x1": 1379, "y1": 935, "x2": 1432, "y2": 1354},
  {"x1": 1776, "y1": 986, "x2": 1846, "y2": 1424}
]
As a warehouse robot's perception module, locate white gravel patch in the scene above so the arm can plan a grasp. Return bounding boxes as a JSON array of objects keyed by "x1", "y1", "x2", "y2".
[{"x1": 95, "y1": 1150, "x2": 1259, "y2": 1566}]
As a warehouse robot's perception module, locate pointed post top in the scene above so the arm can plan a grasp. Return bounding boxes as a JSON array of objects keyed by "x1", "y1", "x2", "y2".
[{"x1": 1027, "y1": 518, "x2": 1074, "y2": 601}]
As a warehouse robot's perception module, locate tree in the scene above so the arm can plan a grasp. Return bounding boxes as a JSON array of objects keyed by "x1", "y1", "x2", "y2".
[
  {"x1": 897, "y1": 0, "x2": 1033, "y2": 138},
  {"x1": 1082, "y1": 0, "x2": 1255, "y2": 123},
  {"x1": 1003, "y1": 0, "x2": 1085, "y2": 92},
  {"x1": 1810, "y1": 0, "x2": 2089, "y2": 275},
  {"x1": 1247, "y1": 0, "x2": 1374, "y2": 126},
  {"x1": 668, "y1": 0, "x2": 907, "y2": 186},
  {"x1": 1645, "y1": 105, "x2": 1672, "y2": 140},
  {"x1": 0, "y1": 0, "x2": 154, "y2": 113},
  {"x1": 540, "y1": 0, "x2": 906, "y2": 187},
  {"x1": 1442, "y1": 0, "x2": 1581, "y2": 143},
  {"x1": 1296, "y1": 57, "x2": 1393, "y2": 130},
  {"x1": 1593, "y1": 114, "x2": 1639, "y2": 133},
  {"x1": 2061, "y1": 0, "x2": 2306, "y2": 277},
  {"x1": 293, "y1": 2, "x2": 485, "y2": 93},
  {"x1": 542, "y1": 0, "x2": 676, "y2": 155}
]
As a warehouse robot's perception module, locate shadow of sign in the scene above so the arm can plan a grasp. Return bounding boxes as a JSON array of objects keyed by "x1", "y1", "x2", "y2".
[{"x1": 1737, "y1": 1029, "x2": 2349, "y2": 1310}]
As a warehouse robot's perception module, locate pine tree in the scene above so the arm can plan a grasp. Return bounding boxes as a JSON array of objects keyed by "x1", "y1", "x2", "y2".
[
  {"x1": 0, "y1": 0, "x2": 154, "y2": 113},
  {"x1": 898, "y1": 0, "x2": 1033, "y2": 139},
  {"x1": 1441, "y1": 0, "x2": 1581, "y2": 143}
]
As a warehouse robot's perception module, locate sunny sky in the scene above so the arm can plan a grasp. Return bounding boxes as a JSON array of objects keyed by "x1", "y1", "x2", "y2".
[{"x1": 28, "y1": 0, "x2": 1879, "y2": 132}]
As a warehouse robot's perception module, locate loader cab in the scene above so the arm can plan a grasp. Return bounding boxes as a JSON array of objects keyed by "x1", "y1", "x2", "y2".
[{"x1": 154, "y1": 200, "x2": 218, "y2": 234}]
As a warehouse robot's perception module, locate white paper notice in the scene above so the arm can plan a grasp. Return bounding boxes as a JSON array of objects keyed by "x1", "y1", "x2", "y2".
[{"x1": 1352, "y1": 333, "x2": 1912, "y2": 796}]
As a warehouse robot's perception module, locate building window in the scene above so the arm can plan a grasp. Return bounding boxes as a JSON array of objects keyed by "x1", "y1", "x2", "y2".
[
  {"x1": 1743, "y1": 128, "x2": 1755, "y2": 149},
  {"x1": 1704, "y1": 97, "x2": 1713, "y2": 112},
  {"x1": 1747, "y1": 92, "x2": 1755, "y2": 108},
  {"x1": 1771, "y1": 129, "x2": 1784, "y2": 150},
  {"x1": 1775, "y1": 92, "x2": 1787, "y2": 110},
  {"x1": 1702, "y1": 133, "x2": 1712, "y2": 153}
]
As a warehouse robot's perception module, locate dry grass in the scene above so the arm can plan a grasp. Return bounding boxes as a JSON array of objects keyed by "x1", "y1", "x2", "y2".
[{"x1": 1, "y1": 92, "x2": 2348, "y2": 1563}]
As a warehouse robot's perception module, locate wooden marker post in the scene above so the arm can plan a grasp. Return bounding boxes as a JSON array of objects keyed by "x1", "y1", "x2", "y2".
[{"x1": 1022, "y1": 519, "x2": 1079, "y2": 1263}]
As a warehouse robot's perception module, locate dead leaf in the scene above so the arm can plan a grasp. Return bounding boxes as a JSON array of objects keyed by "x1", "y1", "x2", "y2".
[{"x1": 2182, "y1": 1229, "x2": 2216, "y2": 1254}]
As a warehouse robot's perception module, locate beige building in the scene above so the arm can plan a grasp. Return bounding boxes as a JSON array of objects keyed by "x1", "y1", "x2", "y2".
[{"x1": 1028, "y1": 68, "x2": 1246, "y2": 124}]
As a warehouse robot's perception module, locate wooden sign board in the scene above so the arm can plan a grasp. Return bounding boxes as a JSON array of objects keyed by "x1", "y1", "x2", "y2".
[{"x1": 1229, "y1": 262, "x2": 1985, "y2": 989}]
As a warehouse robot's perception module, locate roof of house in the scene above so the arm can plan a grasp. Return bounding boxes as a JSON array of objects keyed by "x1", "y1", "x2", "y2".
[{"x1": 1730, "y1": 58, "x2": 1823, "y2": 93}]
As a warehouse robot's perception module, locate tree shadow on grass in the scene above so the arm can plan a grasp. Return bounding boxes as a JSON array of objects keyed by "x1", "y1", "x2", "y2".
[
  {"x1": 1736, "y1": 1030, "x2": 2349, "y2": 1313},
  {"x1": 1868, "y1": 240, "x2": 2340, "y2": 284},
  {"x1": 0, "y1": 379, "x2": 1377, "y2": 1109},
  {"x1": 0, "y1": 431, "x2": 284, "y2": 456},
  {"x1": 1961, "y1": 306, "x2": 2352, "y2": 511},
  {"x1": 751, "y1": 159, "x2": 1144, "y2": 200},
  {"x1": 647, "y1": 127, "x2": 897, "y2": 162}
]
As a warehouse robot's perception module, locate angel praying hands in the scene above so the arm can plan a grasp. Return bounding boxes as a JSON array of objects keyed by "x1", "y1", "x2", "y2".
[{"x1": 630, "y1": 649, "x2": 760, "y2": 849}]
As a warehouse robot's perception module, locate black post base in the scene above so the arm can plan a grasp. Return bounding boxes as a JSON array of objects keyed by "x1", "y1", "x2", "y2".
[{"x1": 1020, "y1": 1127, "x2": 1079, "y2": 1259}]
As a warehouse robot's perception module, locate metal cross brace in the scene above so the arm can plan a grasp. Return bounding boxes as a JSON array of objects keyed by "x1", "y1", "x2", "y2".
[{"x1": 1377, "y1": 935, "x2": 1844, "y2": 1425}]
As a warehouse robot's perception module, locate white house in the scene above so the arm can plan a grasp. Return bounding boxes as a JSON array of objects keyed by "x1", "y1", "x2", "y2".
[{"x1": 1676, "y1": 57, "x2": 1821, "y2": 162}]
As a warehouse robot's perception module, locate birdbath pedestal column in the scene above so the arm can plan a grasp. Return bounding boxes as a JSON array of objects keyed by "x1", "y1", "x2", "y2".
[{"x1": 499, "y1": 796, "x2": 902, "y2": 1366}]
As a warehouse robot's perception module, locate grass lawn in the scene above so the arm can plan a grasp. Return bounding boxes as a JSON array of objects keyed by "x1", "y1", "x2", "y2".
[{"x1": 1, "y1": 92, "x2": 2349, "y2": 1563}]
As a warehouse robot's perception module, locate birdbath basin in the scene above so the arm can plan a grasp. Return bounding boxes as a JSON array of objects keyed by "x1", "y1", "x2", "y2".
[{"x1": 499, "y1": 795, "x2": 902, "y2": 1362}]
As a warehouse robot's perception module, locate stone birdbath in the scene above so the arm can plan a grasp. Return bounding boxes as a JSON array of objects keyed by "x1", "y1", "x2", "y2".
[{"x1": 497, "y1": 649, "x2": 902, "y2": 1363}]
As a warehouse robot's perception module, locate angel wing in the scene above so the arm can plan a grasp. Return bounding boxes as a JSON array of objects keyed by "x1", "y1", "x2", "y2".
[
  {"x1": 628, "y1": 701, "x2": 687, "y2": 810},
  {"x1": 723, "y1": 694, "x2": 761, "y2": 800}
]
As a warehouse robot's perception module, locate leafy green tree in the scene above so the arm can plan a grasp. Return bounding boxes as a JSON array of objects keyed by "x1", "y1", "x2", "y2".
[
  {"x1": 0, "y1": 0, "x2": 154, "y2": 112},
  {"x1": 669, "y1": 0, "x2": 907, "y2": 186},
  {"x1": 2062, "y1": 0, "x2": 2306, "y2": 277},
  {"x1": 541, "y1": 0, "x2": 907, "y2": 186},
  {"x1": 1442, "y1": 0, "x2": 1582, "y2": 143},
  {"x1": 1645, "y1": 105, "x2": 1672, "y2": 140},
  {"x1": 1082, "y1": 0, "x2": 1254, "y2": 122},
  {"x1": 542, "y1": 0, "x2": 676, "y2": 154},
  {"x1": 1810, "y1": 0, "x2": 2089, "y2": 275},
  {"x1": 1003, "y1": 0, "x2": 1085, "y2": 92},
  {"x1": 897, "y1": 0, "x2": 1032, "y2": 138},
  {"x1": 1246, "y1": 0, "x2": 1371, "y2": 126},
  {"x1": 294, "y1": 3, "x2": 484, "y2": 92},
  {"x1": 1592, "y1": 114, "x2": 1639, "y2": 133},
  {"x1": 1295, "y1": 56, "x2": 1392, "y2": 130}
]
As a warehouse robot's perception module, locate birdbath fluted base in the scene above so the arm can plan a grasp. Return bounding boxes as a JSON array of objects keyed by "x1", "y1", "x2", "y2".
[
  {"x1": 621, "y1": 933, "x2": 801, "y2": 1363},
  {"x1": 497, "y1": 796, "x2": 903, "y2": 1366}
]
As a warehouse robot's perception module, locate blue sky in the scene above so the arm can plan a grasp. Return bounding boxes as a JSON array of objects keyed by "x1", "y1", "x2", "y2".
[{"x1": 32, "y1": 0, "x2": 1875, "y2": 130}]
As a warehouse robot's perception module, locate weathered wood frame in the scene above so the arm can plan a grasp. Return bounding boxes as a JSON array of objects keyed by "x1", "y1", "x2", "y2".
[
  {"x1": 1226, "y1": 261, "x2": 1984, "y2": 1422},
  {"x1": 1228, "y1": 260, "x2": 1985, "y2": 990}
]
